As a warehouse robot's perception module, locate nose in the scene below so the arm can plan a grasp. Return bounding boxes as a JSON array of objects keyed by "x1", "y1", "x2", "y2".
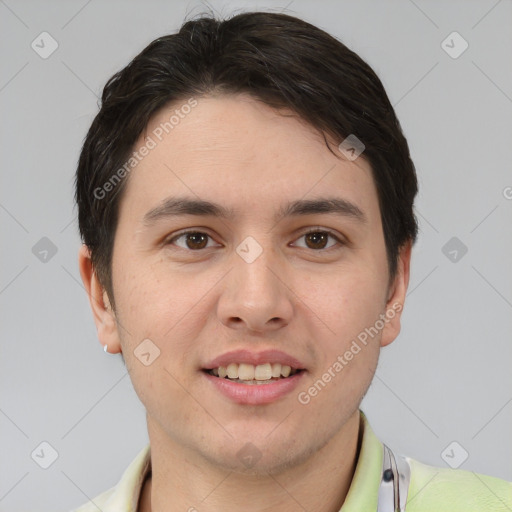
[{"x1": 216, "y1": 246, "x2": 294, "y2": 334}]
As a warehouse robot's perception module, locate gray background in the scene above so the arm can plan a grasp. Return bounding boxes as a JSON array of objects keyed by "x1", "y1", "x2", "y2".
[{"x1": 1, "y1": 0, "x2": 511, "y2": 510}]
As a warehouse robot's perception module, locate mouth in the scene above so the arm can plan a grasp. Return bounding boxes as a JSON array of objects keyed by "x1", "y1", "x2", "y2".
[
  {"x1": 203, "y1": 363, "x2": 304, "y2": 385},
  {"x1": 202, "y1": 349, "x2": 307, "y2": 404}
]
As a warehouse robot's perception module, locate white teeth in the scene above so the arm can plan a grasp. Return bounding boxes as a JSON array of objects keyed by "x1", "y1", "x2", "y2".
[
  {"x1": 254, "y1": 363, "x2": 272, "y2": 380},
  {"x1": 210, "y1": 362, "x2": 299, "y2": 381},
  {"x1": 238, "y1": 363, "x2": 255, "y2": 380},
  {"x1": 226, "y1": 363, "x2": 238, "y2": 379}
]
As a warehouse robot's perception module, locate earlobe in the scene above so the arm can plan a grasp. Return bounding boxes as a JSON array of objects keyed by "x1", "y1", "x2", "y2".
[
  {"x1": 380, "y1": 242, "x2": 412, "y2": 347},
  {"x1": 78, "y1": 245, "x2": 122, "y2": 354}
]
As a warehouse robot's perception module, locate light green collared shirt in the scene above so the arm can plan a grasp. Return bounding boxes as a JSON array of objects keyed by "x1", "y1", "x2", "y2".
[{"x1": 72, "y1": 413, "x2": 511, "y2": 511}]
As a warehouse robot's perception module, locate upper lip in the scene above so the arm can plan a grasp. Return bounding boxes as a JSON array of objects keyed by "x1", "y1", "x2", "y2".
[{"x1": 203, "y1": 349, "x2": 306, "y2": 370}]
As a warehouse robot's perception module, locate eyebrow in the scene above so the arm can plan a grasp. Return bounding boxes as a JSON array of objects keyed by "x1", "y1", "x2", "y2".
[{"x1": 142, "y1": 196, "x2": 366, "y2": 225}]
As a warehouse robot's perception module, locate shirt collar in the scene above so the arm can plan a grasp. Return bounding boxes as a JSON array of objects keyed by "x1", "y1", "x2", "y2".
[
  {"x1": 340, "y1": 412, "x2": 383, "y2": 511},
  {"x1": 101, "y1": 411, "x2": 383, "y2": 511}
]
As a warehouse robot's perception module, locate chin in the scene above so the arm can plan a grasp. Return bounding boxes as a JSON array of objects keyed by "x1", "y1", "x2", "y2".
[
  {"x1": 195, "y1": 430, "x2": 318, "y2": 476},
  {"x1": 205, "y1": 447, "x2": 302, "y2": 476}
]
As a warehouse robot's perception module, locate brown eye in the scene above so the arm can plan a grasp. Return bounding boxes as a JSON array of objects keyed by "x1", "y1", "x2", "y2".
[
  {"x1": 169, "y1": 231, "x2": 217, "y2": 250},
  {"x1": 185, "y1": 232, "x2": 209, "y2": 249},
  {"x1": 305, "y1": 232, "x2": 329, "y2": 249},
  {"x1": 292, "y1": 230, "x2": 341, "y2": 250}
]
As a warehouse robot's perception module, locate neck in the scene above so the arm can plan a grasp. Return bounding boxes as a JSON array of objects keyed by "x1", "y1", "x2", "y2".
[{"x1": 139, "y1": 411, "x2": 361, "y2": 512}]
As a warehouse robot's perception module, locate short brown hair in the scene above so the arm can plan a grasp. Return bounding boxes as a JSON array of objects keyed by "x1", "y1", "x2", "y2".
[{"x1": 76, "y1": 11, "x2": 418, "y2": 304}]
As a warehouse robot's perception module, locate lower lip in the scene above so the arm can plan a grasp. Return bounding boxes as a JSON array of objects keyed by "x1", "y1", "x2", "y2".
[{"x1": 202, "y1": 370, "x2": 305, "y2": 405}]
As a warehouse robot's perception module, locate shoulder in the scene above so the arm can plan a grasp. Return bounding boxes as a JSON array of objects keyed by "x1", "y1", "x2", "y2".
[
  {"x1": 68, "y1": 444, "x2": 151, "y2": 512},
  {"x1": 405, "y1": 457, "x2": 512, "y2": 512}
]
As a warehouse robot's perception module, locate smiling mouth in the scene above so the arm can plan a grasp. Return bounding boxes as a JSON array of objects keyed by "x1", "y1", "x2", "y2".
[{"x1": 204, "y1": 362, "x2": 303, "y2": 385}]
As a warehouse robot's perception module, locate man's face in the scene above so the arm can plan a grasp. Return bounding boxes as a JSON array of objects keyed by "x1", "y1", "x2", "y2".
[{"x1": 104, "y1": 94, "x2": 405, "y2": 473}]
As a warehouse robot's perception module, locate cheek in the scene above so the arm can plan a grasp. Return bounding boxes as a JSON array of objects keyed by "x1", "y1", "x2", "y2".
[
  {"x1": 297, "y1": 263, "x2": 387, "y2": 396},
  {"x1": 299, "y1": 277, "x2": 382, "y2": 413},
  {"x1": 112, "y1": 256, "x2": 214, "y2": 359},
  {"x1": 301, "y1": 264, "x2": 387, "y2": 336}
]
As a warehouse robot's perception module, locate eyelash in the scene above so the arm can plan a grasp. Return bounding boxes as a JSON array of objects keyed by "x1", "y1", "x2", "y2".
[{"x1": 165, "y1": 228, "x2": 345, "y2": 251}]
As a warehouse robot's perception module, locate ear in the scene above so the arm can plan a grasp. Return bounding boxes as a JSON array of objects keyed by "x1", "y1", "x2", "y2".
[
  {"x1": 380, "y1": 241, "x2": 412, "y2": 347},
  {"x1": 78, "y1": 245, "x2": 122, "y2": 354}
]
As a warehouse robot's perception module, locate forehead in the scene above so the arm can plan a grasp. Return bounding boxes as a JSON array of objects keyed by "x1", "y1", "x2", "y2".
[{"x1": 119, "y1": 94, "x2": 380, "y2": 223}]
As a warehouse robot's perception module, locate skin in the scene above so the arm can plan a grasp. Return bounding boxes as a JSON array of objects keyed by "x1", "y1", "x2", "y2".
[{"x1": 79, "y1": 93, "x2": 411, "y2": 512}]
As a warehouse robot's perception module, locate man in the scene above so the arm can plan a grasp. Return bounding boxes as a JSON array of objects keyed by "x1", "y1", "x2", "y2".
[{"x1": 74, "y1": 11, "x2": 511, "y2": 512}]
